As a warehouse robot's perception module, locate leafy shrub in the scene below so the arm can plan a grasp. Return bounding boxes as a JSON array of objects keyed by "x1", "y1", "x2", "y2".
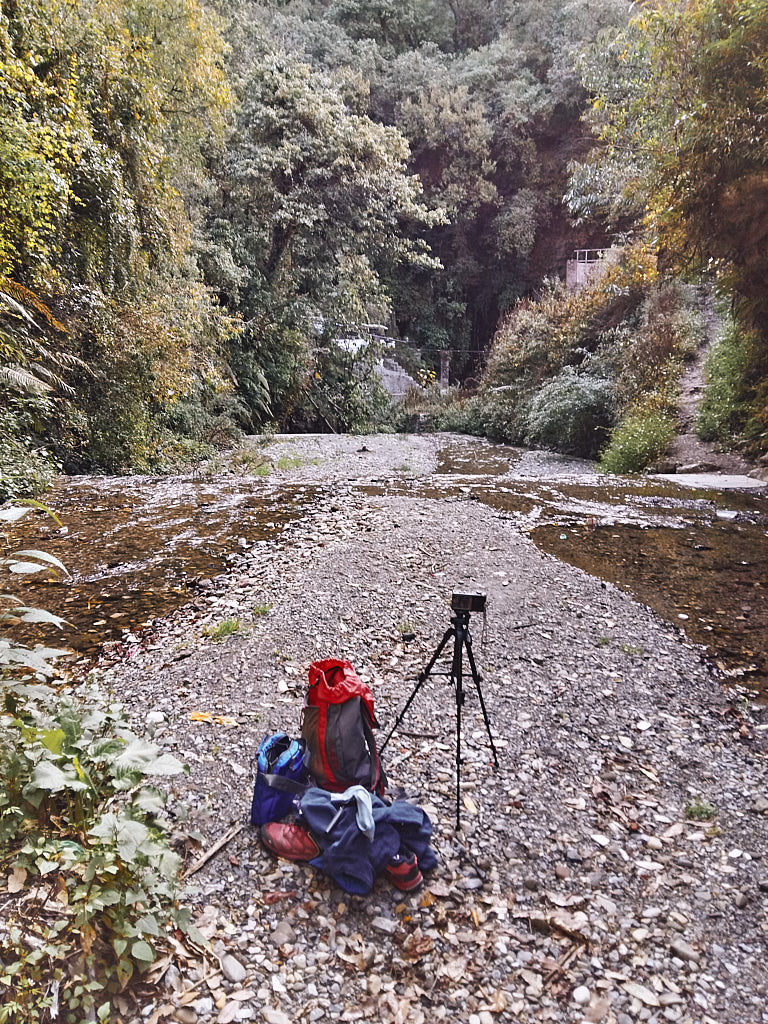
[
  {"x1": 0, "y1": 504, "x2": 195, "y2": 1022},
  {"x1": 0, "y1": 429, "x2": 57, "y2": 503},
  {"x1": 599, "y1": 408, "x2": 677, "y2": 473},
  {"x1": 0, "y1": 687, "x2": 189, "y2": 1024},
  {"x1": 697, "y1": 320, "x2": 759, "y2": 443},
  {"x1": 523, "y1": 368, "x2": 615, "y2": 458}
]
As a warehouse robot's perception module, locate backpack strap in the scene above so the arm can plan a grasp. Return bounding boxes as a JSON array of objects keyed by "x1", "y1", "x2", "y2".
[
  {"x1": 259, "y1": 772, "x2": 308, "y2": 795},
  {"x1": 360, "y1": 711, "x2": 385, "y2": 793}
]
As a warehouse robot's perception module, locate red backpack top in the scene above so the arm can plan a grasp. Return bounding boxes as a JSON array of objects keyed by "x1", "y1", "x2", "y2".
[{"x1": 301, "y1": 659, "x2": 385, "y2": 795}]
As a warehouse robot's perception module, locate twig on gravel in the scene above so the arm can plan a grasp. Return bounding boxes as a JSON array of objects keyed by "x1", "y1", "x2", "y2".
[
  {"x1": 543, "y1": 942, "x2": 586, "y2": 988},
  {"x1": 181, "y1": 822, "x2": 245, "y2": 880}
]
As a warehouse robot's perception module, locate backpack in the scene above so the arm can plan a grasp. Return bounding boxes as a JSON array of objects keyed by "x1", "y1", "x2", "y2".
[
  {"x1": 250, "y1": 732, "x2": 310, "y2": 826},
  {"x1": 301, "y1": 659, "x2": 386, "y2": 795}
]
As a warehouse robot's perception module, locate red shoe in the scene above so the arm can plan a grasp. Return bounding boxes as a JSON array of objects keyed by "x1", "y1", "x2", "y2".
[
  {"x1": 385, "y1": 850, "x2": 423, "y2": 891},
  {"x1": 261, "y1": 822, "x2": 320, "y2": 861}
]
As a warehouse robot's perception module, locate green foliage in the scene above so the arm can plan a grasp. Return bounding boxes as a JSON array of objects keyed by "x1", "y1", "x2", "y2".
[
  {"x1": 524, "y1": 368, "x2": 615, "y2": 458},
  {"x1": 206, "y1": 48, "x2": 438, "y2": 426},
  {"x1": 0, "y1": 506, "x2": 193, "y2": 1020},
  {"x1": 697, "y1": 320, "x2": 762, "y2": 445},
  {"x1": 0, "y1": 0, "x2": 239, "y2": 479},
  {"x1": 570, "y1": 0, "x2": 768, "y2": 392},
  {"x1": 599, "y1": 408, "x2": 676, "y2": 474},
  {"x1": 0, "y1": 686, "x2": 188, "y2": 1023},
  {"x1": 203, "y1": 617, "x2": 241, "y2": 640},
  {"x1": 1, "y1": 502, "x2": 70, "y2": 681},
  {"x1": 296, "y1": 340, "x2": 394, "y2": 433},
  {"x1": 0, "y1": 419, "x2": 57, "y2": 503},
  {"x1": 685, "y1": 797, "x2": 718, "y2": 821}
]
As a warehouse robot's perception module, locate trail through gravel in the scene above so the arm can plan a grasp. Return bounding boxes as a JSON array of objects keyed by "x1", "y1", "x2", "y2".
[{"x1": 95, "y1": 434, "x2": 768, "y2": 1024}]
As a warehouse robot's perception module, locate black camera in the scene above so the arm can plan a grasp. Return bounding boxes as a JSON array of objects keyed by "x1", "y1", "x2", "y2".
[{"x1": 451, "y1": 590, "x2": 486, "y2": 613}]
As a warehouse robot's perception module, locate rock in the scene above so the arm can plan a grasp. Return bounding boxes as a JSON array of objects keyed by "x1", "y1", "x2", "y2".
[
  {"x1": 216, "y1": 1003, "x2": 239, "y2": 1024},
  {"x1": 735, "y1": 892, "x2": 749, "y2": 908},
  {"x1": 270, "y1": 920, "x2": 296, "y2": 947},
  {"x1": 670, "y1": 938, "x2": 700, "y2": 962},
  {"x1": 261, "y1": 1010, "x2": 292, "y2": 1024},
  {"x1": 573, "y1": 985, "x2": 591, "y2": 1005},
  {"x1": 164, "y1": 965, "x2": 183, "y2": 992},
  {"x1": 622, "y1": 981, "x2": 660, "y2": 1007},
  {"x1": 220, "y1": 954, "x2": 247, "y2": 984},
  {"x1": 173, "y1": 1010, "x2": 197, "y2": 1024},
  {"x1": 555, "y1": 864, "x2": 570, "y2": 880},
  {"x1": 523, "y1": 876, "x2": 539, "y2": 892},
  {"x1": 751, "y1": 795, "x2": 768, "y2": 814},
  {"x1": 371, "y1": 917, "x2": 398, "y2": 935}
]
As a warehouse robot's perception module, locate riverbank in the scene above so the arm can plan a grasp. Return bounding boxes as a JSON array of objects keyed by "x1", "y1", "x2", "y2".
[{"x1": 90, "y1": 433, "x2": 767, "y2": 1024}]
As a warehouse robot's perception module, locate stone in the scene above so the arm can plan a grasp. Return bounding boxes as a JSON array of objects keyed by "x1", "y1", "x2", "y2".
[
  {"x1": 735, "y1": 892, "x2": 749, "y2": 909},
  {"x1": 523, "y1": 876, "x2": 539, "y2": 892},
  {"x1": 173, "y1": 1010, "x2": 198, "y2": 1024},
  {"x1": 270, "y1": 920, "x2": 296, "y2": 947},
  {"x1": 751, "y1": 795, "x2": 768, "y2": 814},
  {"x1": 220, "y1": 954, "x2": 247, "y2": 985},
  {"x1": 371, "y1": 916, "x2": 398, "y2": 935},
  {"x1": 261, "y1": 1010, "x2": 292, "y2": 1024},
  {"x1": 573, "y1": 985, "x2": 591, "y2": 1005},
  {"x1": 669, "y1": 938, "x2": 700, "y2": 963}
]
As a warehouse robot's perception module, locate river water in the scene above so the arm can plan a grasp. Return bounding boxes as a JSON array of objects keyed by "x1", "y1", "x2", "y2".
[{"x1": 5, "y1": 436, "x2": 767, "y2": 693}]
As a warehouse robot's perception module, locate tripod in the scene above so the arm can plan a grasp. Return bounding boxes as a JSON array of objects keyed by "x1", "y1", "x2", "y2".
[{"x1": 380, "y1": 608, "x2": 499, "y2": 829}]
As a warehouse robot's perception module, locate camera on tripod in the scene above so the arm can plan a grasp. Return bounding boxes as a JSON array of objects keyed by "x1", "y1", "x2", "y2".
[
  {"x1": 451, "y1": 590, "x2": 486, "y2": 613},
  {"x1": 382, "y1": 589, "x2": 496, "y2": 829}
]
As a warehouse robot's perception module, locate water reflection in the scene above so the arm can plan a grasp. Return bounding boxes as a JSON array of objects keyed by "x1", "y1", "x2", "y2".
[{"x1": 4, "y1": 475, "x2": 315, "y2": 655}]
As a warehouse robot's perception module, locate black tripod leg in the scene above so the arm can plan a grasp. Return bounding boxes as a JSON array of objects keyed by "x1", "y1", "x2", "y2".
[
  {"x1": 452, "y1": 624, "x2": 465, "y2": 831},
  {"x1": 464, "y1": 632, "x2": 499, "y2": 767},
  {"x1": 380, "y1": 627, "x2": 454, "y2": 753}
]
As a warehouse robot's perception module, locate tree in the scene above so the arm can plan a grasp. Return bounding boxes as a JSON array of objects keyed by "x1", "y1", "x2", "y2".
[
  {"x1": 0, "y1": 0, "x2": 237, "y2": 472},
  {"x1": 569, "y1": 0, "x2": 768, "y2": 338},
  {"x1": 206, "y1": 52, "x2": 438, "y2": 423}
]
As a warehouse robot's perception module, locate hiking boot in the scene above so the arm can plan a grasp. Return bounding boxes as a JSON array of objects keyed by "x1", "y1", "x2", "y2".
[
  {"x1": 385, "y1": 850, "x2": 423, "y2": 891},
  {"x1": 261, "y1": 822, "x2": 320, "y2": 861}
]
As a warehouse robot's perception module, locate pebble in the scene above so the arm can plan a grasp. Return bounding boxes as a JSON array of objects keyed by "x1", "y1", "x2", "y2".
[
  {"x1": 220, "y1": 954, "x2": 247, "y2": 984},
  {"x1": 371, "y1": 917, "x2": 398, "y2": 935},
  {"x1": 670, "y1": 938, "x2": 700, "y2": 962},
  {"x1": 573, "y1": 986, "x2": 590, "y2": 1005},
  {"x1": 173, "y1": 1010, "x2": 197, "y2": 1024},
  {"x1": 270, "y1": 921, "x2": 296, "y2": 946}
]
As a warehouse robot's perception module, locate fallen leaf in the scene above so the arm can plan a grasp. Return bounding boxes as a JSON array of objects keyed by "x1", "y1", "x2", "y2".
[
  {"x1": 402, "y1": 929, "x2": 434, "y2": 961},
  {"x1": 190, "y1": 711, "x2": 213, "y2": 723},
  {"x1": 7, "y1": 867, "x2": 27, "y2": 893},
  {"x1": 262, "y1": 891, "x2": 298, "y2": 905}
]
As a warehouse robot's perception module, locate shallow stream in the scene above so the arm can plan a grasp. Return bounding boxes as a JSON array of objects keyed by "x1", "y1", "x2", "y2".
[{"x1": 5, "y1": 436, "x2": 767, "y2": 693}]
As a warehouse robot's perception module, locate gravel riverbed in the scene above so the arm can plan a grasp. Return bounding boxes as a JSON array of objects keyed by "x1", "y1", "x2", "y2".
[{"x1": 96, "y1": 433, "x2": 768, "y2": 1024}]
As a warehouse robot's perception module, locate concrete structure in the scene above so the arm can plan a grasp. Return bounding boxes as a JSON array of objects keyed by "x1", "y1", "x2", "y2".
[{"x1": 566, "y1": 247, "x2": 621, "y2": 291}]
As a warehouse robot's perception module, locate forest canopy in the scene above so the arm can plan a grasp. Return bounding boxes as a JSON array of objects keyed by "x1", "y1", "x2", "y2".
[{"x1": 2, "y1": 0, "x2": 767, "y2": 494}]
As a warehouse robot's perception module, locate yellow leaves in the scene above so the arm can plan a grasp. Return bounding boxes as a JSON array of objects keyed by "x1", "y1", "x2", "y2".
[{"x1": 189, "y1": 711, "x2": 238, "y2": 727}]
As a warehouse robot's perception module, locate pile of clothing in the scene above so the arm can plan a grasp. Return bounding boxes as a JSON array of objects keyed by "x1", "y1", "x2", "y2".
[{"x1": 261, "y1": 785, "x2": 437, "y2": 894}]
